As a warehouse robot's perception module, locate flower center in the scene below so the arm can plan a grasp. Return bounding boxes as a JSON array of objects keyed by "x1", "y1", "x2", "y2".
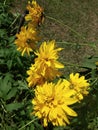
[
  {"x1": 70, "y1": 84, "x2": 74, "y2": 89},
  {"x1": 44, "y1": 57, "x2": 49, "y2": 61},
  {"x1": 27, "y1": 39, "x2": 32, "y2": 44}
]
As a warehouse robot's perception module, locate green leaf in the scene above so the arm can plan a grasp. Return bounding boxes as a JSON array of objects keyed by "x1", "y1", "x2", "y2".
[
  {"x1": 0, "y1": 75, "x2": 12, "y2": 95},
  {"x1": 82, "y1": 60, "x2": 96, "y2": 69},
  {"x1": 29, "y1": 124, "x2": 35, "y2": 130},
  {"x1": 82, "y1": 56, "x2": 98, "y2": 69},
  {"x1": 0, "y1": 90, "x2": 3, "y2": 97},
  {"x1": 6, "y1": 87, "x2": 17, "y2": 100},
  {"x1": 34, "y1": 122, "x2": 44, "y2": 130},
  {"x1": 6, "y1": 102, "x2": 24, "y2": 112},
  {"x1": 5, "y1": 125, "x2": 12, "y2": 130},
  {"x1": 18, "y1": 80, "x2": 29, "y2": 90},
  {"x1": 8, "y1": 36, "x2": 15, "y2": 43},
  {"x1": 7, "y1": 60, "x2": 13, "y2": 70},
  {"x1": 0, "y1": 29, "x2": 7, "y2": 37},
  {"x1": 16, "y1": 56, "x2": 23, "y2": 67}
]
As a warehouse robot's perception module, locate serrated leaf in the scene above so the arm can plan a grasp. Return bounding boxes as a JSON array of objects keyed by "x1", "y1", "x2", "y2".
[
  {"x1": 6, "y1": 102, "x2": 24, "y2": 112},
  {"x1": 18, "y1": 80, "x2": 29, "y2": 90},
  {"x1": 6, "y1": 87, "x2": 17, "y2": 100}
]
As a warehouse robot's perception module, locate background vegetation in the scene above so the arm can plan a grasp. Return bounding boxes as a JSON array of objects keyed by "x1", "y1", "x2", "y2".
[{"x1": 0, "y1": 0, "x2": 98, "y2": 130}]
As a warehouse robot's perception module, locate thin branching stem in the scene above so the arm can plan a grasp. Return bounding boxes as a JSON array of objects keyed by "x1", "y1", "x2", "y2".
[
  {"x1": 46, "y1": 15, "x2": 86, "y2": 40},
  {"x1": 9, "y1": 14, "x2": 20, "y2": 28},
  {"x1": 57, "y1": 41, "x2": 96, "y2": 49},
  {"x1": 19, "y1": 117, "x2": 38, "y2": 130},
  {"x1": 89, "y1": 77, "x2": 98, "y2": 86}
]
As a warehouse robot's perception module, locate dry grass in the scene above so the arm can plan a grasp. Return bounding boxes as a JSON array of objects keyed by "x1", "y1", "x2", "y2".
[{"x1": 13, "y1": 0, "x2": 98, "y2": 74}]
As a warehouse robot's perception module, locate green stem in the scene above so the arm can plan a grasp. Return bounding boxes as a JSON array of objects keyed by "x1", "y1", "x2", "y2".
[
  {"x1": 64, "y1": 61, "x2": 83, "y2": 68},
  {"x1": 9, "y1": 14, "x2": 20, "y2": 28},
  {"x1": 57, "y1": 41, "x2": 96, "y2": 48},
  {"x1": 19, "y1": 117, "x2": 38, "y2": 130},
  {"x1": 4, "y1": 0, "x2": 6, "y2": 5},
  {"x1": 0, "y1": 99, "x2": 7, "y2": 113},
  {"x1": 89, "y1": 78, "x2": 98, "y2": 86},
  {"x1": 46, "y1": 15, "x2": 86, "y2": 40}
]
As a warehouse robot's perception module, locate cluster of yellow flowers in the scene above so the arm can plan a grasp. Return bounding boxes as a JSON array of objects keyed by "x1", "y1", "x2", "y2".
[
  {"x1": 32, "y1": 73, "x2": 89, "y2": 126},
  {"x1": 15, "y1": 0, "x2": 90, "y2": 127},
  {"x1": 27, "y1": 40, "x2": 64, "y2": 87},
  {"x1": 15, "y1": 0, "x2": 43, "y2": 56}
]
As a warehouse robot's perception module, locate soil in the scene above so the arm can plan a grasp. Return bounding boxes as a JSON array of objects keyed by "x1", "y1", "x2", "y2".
[{"x1": 12, "y1": 0, "x2": 98, "y2": 75}]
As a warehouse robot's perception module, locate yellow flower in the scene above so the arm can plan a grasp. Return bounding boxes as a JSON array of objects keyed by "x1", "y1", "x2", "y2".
[
  {"x1": 15, "y1": 24, "x2": 39, "y2": 56},
  {"x1": 25, "y1": 0, "x2": 44, "y2": 26},
  {"x1": 27, "y1": 64, "x2": 45, "y2": 87},
  {"x1": 63, "y1": 73, "x2": 90, "y2": 101},
  {"x1": 26, "y1": 40, "x2": 64, "y2": 87},
  {"x1": 32, "y1": 80, "x2": 77, "y2": 126},
  {"x1": 34, "y1": 40, "x2": 64, "y2": 78}
]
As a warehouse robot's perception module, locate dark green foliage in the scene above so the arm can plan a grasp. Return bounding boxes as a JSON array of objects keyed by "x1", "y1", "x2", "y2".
[{"x1": 0, "y1": 1, "x2": 39, "y2": 130}]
